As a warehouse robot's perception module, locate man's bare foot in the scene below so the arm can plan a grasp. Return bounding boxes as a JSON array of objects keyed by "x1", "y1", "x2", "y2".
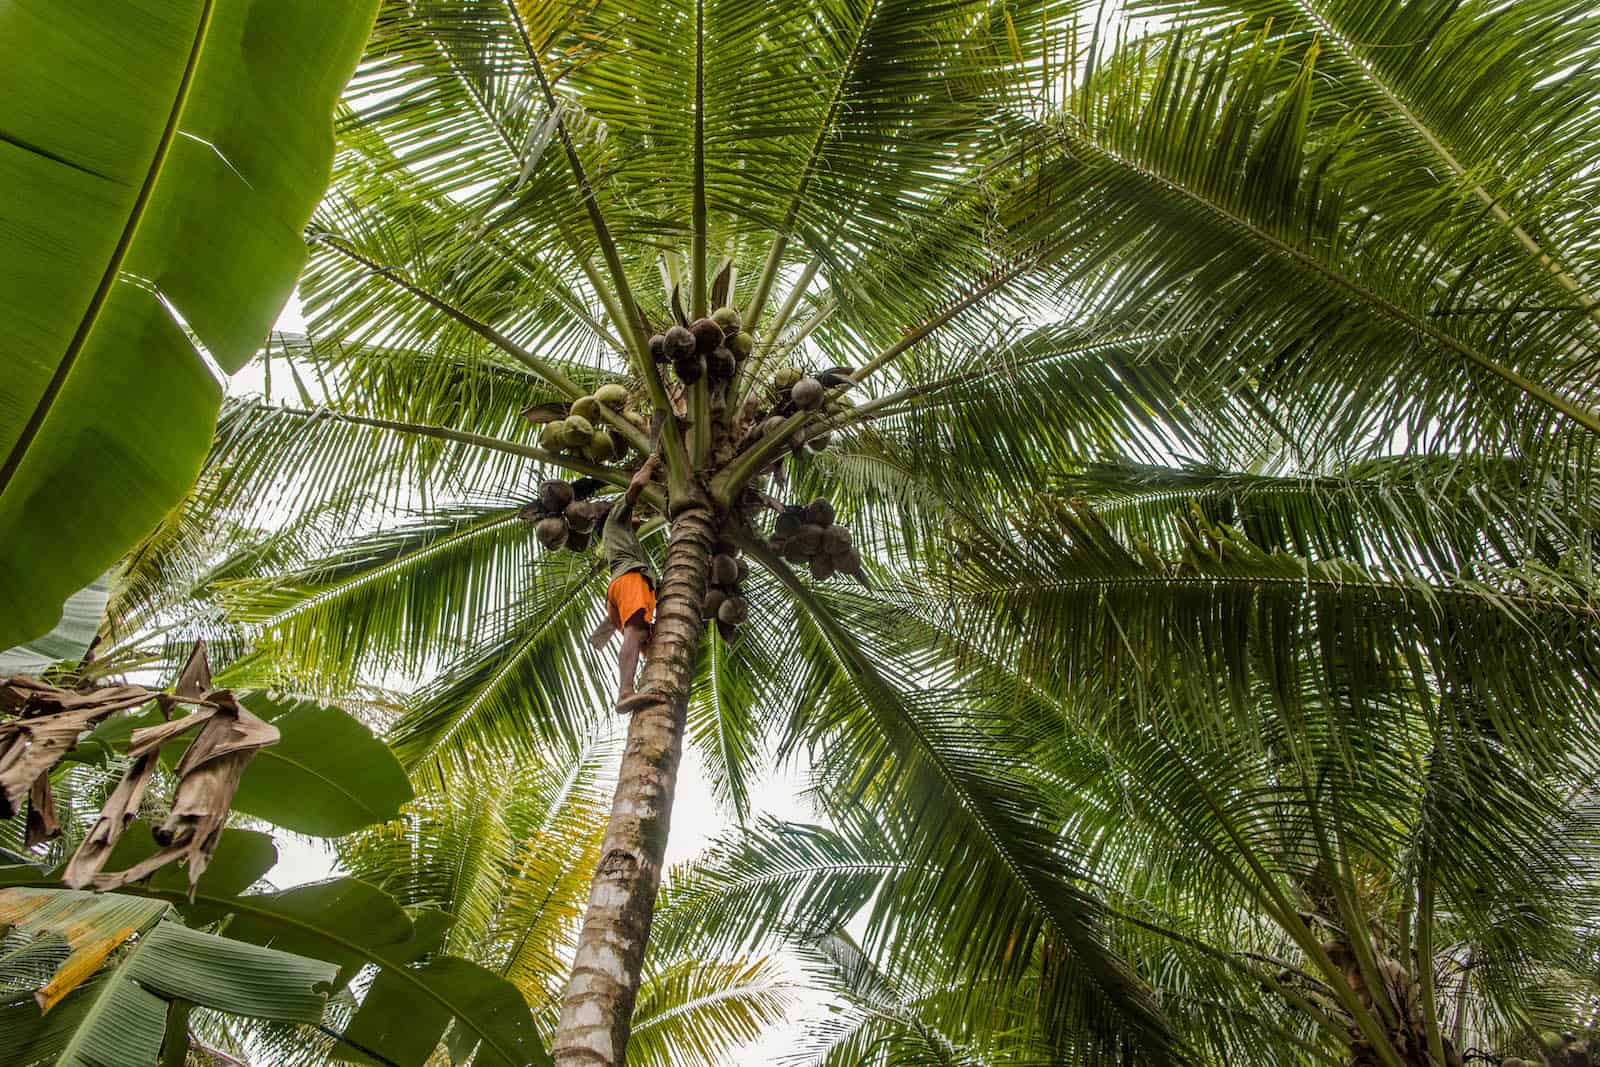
[{"x1": 616, "y1": 691, "x2": 665, "y2": 714}]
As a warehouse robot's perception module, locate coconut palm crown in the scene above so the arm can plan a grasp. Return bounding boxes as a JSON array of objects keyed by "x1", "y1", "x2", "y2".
[{"x1": 107, "y1": 0, "x2": 1600, "y2": 1064}]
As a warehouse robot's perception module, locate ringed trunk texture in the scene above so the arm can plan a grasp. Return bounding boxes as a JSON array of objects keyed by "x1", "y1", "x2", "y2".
[{"x1": 552, "y1": 499, "x2": 716, "y2": 1066}]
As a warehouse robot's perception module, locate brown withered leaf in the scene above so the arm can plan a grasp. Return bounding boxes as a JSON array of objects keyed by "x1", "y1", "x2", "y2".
[
  {"x1": 520, "y1": 402, "x2": 570, "y2": 426},
  {"x1": 25, "y1": 774, "x2": 59, "y2": 848},
  {"x1": 0, "y1": 681, "x2": 152, "y2": 819},
  {"x1": 65, "y1": 693, "x2": 279, "y2": 895}
]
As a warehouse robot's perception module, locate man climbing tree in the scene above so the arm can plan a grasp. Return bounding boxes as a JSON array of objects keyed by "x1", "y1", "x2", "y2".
[{"x1": 591, "y1": 454, "x2": 664, "y2": 713}]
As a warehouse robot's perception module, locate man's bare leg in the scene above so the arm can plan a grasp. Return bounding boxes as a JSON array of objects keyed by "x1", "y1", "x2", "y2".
[{"x1": 617, "y1": 619, "x2": 649, "y2": 709}]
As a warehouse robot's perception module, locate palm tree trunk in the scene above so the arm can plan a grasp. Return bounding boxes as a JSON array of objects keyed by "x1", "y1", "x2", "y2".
[{"x1": 552, "y1": 497, "x2": 715, "y2": 1066}]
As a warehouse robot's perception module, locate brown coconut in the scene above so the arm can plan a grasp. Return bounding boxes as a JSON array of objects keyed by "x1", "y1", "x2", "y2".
[
  {"x1": 535, "y1": 516, "x2": 568, "y2": 551},
  {"x1": 711, "y1": 553, "x2": 740, "y2": 587}
]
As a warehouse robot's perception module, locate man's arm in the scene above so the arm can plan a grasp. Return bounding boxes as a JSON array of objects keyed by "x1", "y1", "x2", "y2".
[{"x1": 626, "y1": 453, "x2": 662, "y2": 507}]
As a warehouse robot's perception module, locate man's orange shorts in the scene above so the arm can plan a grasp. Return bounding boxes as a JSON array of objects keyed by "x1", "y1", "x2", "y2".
[{"x1": 606, "y1": 570, "x2": 656, "y2": 632}]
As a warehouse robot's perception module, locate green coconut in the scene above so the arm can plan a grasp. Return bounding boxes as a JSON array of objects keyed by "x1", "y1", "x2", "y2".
[
  {"x1": 791, "y1": 376, "x2": 824, "y2": 409},
  {"x1": 727, "y1": 330, "x2": 754, "y2": 359},
  {"x1": 703, "y1": 587, "x2": 727, "y2": 621},
  {"x1": 540, "y1": 479, "x2": 574, "y2": 513},
  {"x1": 535, "y1": 516, "x2": 569, "y2": 551},
  {"x1": 562, "y1": 415, "x2": 595, "y2": 449},
  {"x1": 571, "y1": 395, "x2": 601, "y2": 421},
  {"x1": 774, "y1": 366, "x2": 803, "y2": 390},
  {"x1": 711, "y1": 305, "x2": 742, "y2": 334},
  {"x1": 596, "y1": 383, "x2": 629, "y2": 408},
  {"x1": 717, "y1": 595, "x2": 750, "y2": 625},
  {"x1": 626, "y1": 409, "x2": 649, "y2": 430},
  {"x1": 539, "y1": 419, "x2": 567, "y2": 451},
  {"x1": 586, "y1": 429, "x2": 615, "y2": 463},
  {"x1": 711, "y1": 553, "x2": 740, "y2": 587},
  {"x1": 690, "y1": 317, "x2": 723, "y2": 354}
]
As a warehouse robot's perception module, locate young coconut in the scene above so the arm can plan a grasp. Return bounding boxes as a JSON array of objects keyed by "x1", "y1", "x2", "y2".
[
  {"x1": 535, "y1": 516, "x2": 569, "y2": 551},
  {"x1": 717, "y1": 595, "x2": 750, "y2": 625},
  {"x1": 805, "y1": 497, "x2": 836, "y2": 528},
  {"x1": 774, "y1": 366, "x2": 803, "y2": 390},
  {"x1": 711, "y1": 553, "x2": 740, "y2": 587},
  {"x1": 665, "y1": 324, "x2": 696, "y2": 358},
  {"x1": 587, "y1": 428, "x2": 616, "y2": 464},
  {"x1": 562, "y1": 414, "x2": 595, "y2": 450},
  {"x1": 539, "y1": 419, "x2": 568, "y2": 451},
  {"x1": 571, "y1": 395, "x2": 601, "y2": 421},
  {"x1": 540, "y1": 479, "x2": 575, "y2": 514},
  {"x1": 727, "y1": 331, "x2": 754, "y2": 360},
  {"x1": 791, "y1": 376, "x2": 824, "y2": 410},
  {"x1": 711, "y1": 305, "x2": 742, "y2": 335},
  {"x1": 596, "y1": 383, "x2": 629, "y2": 409},
  {"x1": 690, "y1": 317, "x2": 723, "y2": 354},
  {"x1": 648, "y1": 333, "x2": 669, "y2": 363}
]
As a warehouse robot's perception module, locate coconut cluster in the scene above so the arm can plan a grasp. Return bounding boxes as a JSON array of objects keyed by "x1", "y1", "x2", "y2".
[
  {"x1": 537, "y1": 384, "x2": 644, "y2": 464},
  {"x1": 701, "y1": 540, "x2": 751, "y2": 640},
  {"x1": 521, "y1": 478, "x2": 609, "y2": 554},
  {"x1": 769, "y1": 497, "x2": 863, "y2": 582},
  {"x1": 651, "y1": 305, "x2": 753, "y2": 388},
  {"x1": 737, "y1": 364, "x2": 854, "y2": 457}
]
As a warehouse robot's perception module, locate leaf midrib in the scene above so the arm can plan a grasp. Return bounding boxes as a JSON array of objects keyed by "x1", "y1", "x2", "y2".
[
  {"x1": 0, "y1": 0, "x2": 219, "y2": 497},
  {"x1": 15, "y1": 881, "x2": 551, "y2": 1067}
]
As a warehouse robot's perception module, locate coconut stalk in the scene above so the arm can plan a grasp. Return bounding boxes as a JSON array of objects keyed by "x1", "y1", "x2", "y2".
[{"x1": 551, "y1": 496, "x2": 717, "y2": 1066}]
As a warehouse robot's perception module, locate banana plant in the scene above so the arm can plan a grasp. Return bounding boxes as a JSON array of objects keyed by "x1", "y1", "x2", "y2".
[{"x1": 0, "y1": 0, "x2": 378, "y2": 650}]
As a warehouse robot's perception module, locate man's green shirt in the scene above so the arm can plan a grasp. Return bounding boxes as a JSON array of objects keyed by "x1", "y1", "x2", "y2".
[{"x1": 601, "y1": 498, "x2": 653, "y2": 584}]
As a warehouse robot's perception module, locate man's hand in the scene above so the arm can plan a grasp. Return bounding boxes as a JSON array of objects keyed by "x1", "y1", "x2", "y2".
[{"x1": 626, "y1": 453, "x2": 662, "y2": 505}]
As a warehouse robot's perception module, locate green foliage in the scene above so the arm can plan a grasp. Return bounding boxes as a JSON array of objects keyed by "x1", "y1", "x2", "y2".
[
  {"x1": 0, "y1": 887, "x2": 336, "y2": 1067},
  {"x1": 81, "y1": 0, "x2": 1600, "y2": 1062},
  {"x1": 0, "y1": 0, "x2": 379, "y2": 649}
]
